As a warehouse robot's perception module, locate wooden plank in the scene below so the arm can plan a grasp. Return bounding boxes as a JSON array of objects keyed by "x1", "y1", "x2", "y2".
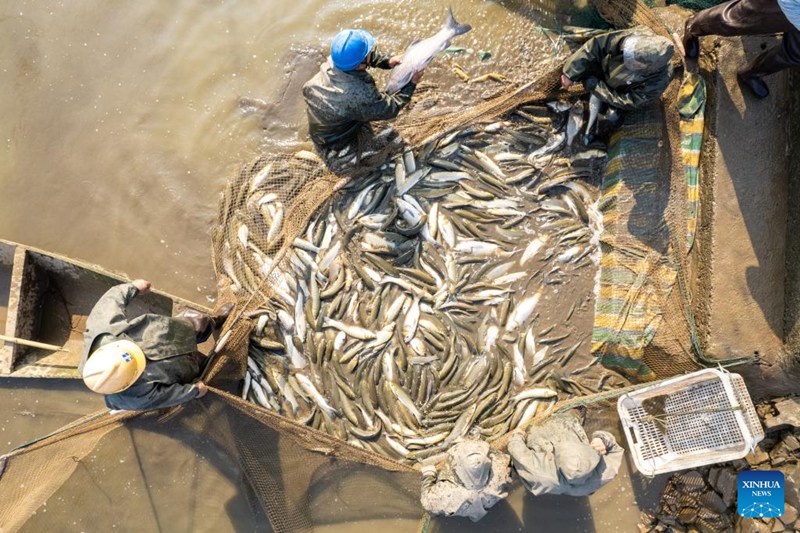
[{"x1": 0, "y1": 242, "x2": 16, "y2": 374}]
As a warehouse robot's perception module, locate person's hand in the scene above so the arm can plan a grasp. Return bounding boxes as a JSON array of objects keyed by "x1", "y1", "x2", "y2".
[
  {"x1": 509, "y1": 428, "x2": 525, "y2": 439},
  {"x1": 411, "y1": 70, "x2": 424, "y2": 84},
  {"x1": 590, "y1": 437, "x2": 607, "y2": 455},
  {"x1": 561, "y1": 73, "x2": 574, "y2": 88},
  {"x1": 195, "y1": 381, "x2": 208, "y2": 398},
  {"x1": 388, "y1": 55, "x2": 402, "y2": 67},
  {"x1": 132, "y1": 279, "x2": 151, "y2": 293}
]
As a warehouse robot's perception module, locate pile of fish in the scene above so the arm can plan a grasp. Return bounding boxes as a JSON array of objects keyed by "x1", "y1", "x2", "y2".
[{"x1": 223, "y1": 99, "x2": 613, "y2": 463}]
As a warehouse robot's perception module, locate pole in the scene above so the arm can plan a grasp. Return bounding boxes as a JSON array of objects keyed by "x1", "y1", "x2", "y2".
[{"x1": 0, "y1": 334, "x2": 68, "y2": 352}]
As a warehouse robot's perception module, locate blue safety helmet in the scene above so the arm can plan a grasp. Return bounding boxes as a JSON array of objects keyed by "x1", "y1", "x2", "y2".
[{"x1": 330, "y1": 29, "x2": 376, "y2": 71}]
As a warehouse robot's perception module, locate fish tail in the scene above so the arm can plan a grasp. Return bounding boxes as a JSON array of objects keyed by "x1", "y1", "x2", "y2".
[{"x1": 445, "y1": 7, "x2": 472, "y2": 36}]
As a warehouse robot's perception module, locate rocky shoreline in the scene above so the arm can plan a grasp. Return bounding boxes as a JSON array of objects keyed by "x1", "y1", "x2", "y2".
[{"x1": 638, "y1": 397, "x2": 800, "y2": 533}]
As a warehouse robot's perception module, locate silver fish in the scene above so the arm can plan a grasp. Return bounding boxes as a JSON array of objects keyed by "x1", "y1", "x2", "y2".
[
  {"x1": 512, "y1": 342, "x2": 526, "y2": 387},
  {"x1": 512, "y1": 387, "x2": 558, "y2": 402},
  {"x1": 505, "y1": 293, "x2": 541, "y2": 332},
  {"x1": 528, "y1": 132, "x2": 566, "y2": 161},
  {"x1": 566, "y1": 102, "x2": 585, "y2": 146},
  {"x1": 385, "y1": 8, "x2": 472, "y2": 94},
  {"x1": 403, "y1": 297, "x2": 421, "y2": 343},
  {"x1": 295, "y1": 374, "x2": 339, "y2": 419},
  {"x1": 585, "y1": 93, "x2": 603, "y2": 137}
]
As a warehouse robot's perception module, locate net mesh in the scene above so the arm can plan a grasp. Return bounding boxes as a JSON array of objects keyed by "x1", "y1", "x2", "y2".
[
  {"x1": 1, "y1": 393, "x2": 423, "y2": 533},
  {"x1": 0, "y1": 1, "x2": 740, "y2": 531}
]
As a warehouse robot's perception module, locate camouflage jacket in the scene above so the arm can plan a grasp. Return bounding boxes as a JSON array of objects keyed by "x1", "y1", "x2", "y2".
[
  {"x1": 104, "y1": 352, "x2": 204, "y2": 411},
  {"x1": 81, "y1": 283, "x2": 201, "y2": 410},
  {"x1": 420, "y1": 441, "x2": 511, "y2": 522},
  {"x1": 302, "y1": 51, "x2": 416, "y2": 149},
  {"x1": 420, "y1": 445, "x2": 512, "y2": 522},
  {"x1": 563, "y1": 28, "x2": 672, "y2": 110},
  {"x1": 507, "y1": 414, "x2": 624, "y2": 497}
]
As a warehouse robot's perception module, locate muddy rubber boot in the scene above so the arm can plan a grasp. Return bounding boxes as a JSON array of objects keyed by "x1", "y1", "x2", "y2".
[
  {"x1": 212, "y1": 303, "x2": 235, "y2": 329},
  {"x1": 737, "y1": 38, "x2": 800, "y2": 99},
  {"x1": 179, "y1": 309, "x2": 215, "y2": 343},
  {"x1": 737, "y1": 71, "x2": 770, "y2": 99}
]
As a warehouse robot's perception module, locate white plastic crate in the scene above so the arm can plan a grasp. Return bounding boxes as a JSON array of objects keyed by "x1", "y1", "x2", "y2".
[{"x1": 617, "y1": 368, "x2": 764, "y2": 476}]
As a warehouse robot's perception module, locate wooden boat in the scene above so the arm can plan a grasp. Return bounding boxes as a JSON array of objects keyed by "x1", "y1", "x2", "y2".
[{"x1": 0, "y1": 238, "x2": 212, "y2": 378}]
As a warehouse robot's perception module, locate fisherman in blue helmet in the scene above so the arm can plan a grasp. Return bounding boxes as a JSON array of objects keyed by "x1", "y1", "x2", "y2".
[{"x1": 303, "y1": 29, "x2": 424, "y2": 175}]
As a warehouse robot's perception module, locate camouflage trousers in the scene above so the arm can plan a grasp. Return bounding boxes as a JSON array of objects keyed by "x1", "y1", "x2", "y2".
[{"x1": 315, "y1": 124, "x2": 403, "y2": 179}]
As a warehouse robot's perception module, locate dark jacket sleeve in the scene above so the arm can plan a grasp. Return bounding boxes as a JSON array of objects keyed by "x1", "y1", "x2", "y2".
[
  {"x1": 353, "y1": 82, "x2": 416, "y2": 122},
  {"x1": 592, "y1": 76, "x2": 666, "y2": 110},
  {"x1": 80, "y1": 283, "x2": 139, "y2": 372},
  {"x1": 86, "y1": 283, "x2": 138, "y2": 333},
  {"x1": 369, "y1": 49, "x2": 394, "y2": 70},
  {"x1": 563, "y1": 33, "x2": 615, "y2": 82},
  {"x1": 591, "y1": 430, "x2": 625, "y2": 487},
  {"x1": 106, "y1": 381, "x2": 199, "y2": 411}
]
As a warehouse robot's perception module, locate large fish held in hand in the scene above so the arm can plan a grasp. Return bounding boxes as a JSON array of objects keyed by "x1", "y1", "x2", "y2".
[{"x1": 385, "y1": 8, "x2": 472, "y2": 94}]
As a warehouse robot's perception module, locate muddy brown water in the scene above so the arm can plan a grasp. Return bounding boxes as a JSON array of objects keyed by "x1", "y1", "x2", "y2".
[
  {"x1": 0, "y1": 1, "x2": 664, "y2": 530},
  {"x1": 1, "y1": 379, "x2": 664, "y2": 532}
]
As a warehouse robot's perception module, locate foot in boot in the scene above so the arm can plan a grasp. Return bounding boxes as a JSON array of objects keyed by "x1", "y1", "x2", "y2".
[
  {"x1": 179, "y1": 308, "x2": 215, "y2": 343},
  {"x1": 737, "y1": 71, "x2": 769, "y2": 99},
  {"x1": 212, "y1": 303, "x2": 234, "y2": 328}
]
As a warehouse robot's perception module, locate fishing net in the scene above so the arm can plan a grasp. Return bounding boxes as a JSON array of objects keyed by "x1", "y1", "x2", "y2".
[
  {"x1": 0, "y1": 1, "x2": 745, "y2": 531},
  {"x1": 0, "y1": 391, "x2": 422, "y2": 533}
]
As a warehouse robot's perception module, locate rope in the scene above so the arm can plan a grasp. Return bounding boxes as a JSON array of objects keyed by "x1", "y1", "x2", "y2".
[
  {"x1": 3, "y1": 409, "x2": 126, "y2": 457},
  {"x1": 417, "y1": 512, "x2": 433, "y2": 533},
  {"x1": 668, "y1": 231, "x2": 754, "y2": 369}
]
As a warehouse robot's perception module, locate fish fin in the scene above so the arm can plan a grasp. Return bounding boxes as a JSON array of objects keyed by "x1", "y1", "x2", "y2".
[{"x1": 445, "y1": 7, "x2": 472, "y2": 36}]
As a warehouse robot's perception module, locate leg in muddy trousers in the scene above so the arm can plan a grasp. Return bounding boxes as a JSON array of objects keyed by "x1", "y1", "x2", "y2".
[
  {"x1": 682, "y1": 0, "x2": 800, "y2": 98},
  {"x1": 317, "y1": 124, "x2": 403, "y2": 179}
]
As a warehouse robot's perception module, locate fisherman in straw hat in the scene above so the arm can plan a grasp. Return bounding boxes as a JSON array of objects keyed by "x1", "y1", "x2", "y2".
[{"x1": 80, "y1": 279, "x2": 231, "y2": 411}]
